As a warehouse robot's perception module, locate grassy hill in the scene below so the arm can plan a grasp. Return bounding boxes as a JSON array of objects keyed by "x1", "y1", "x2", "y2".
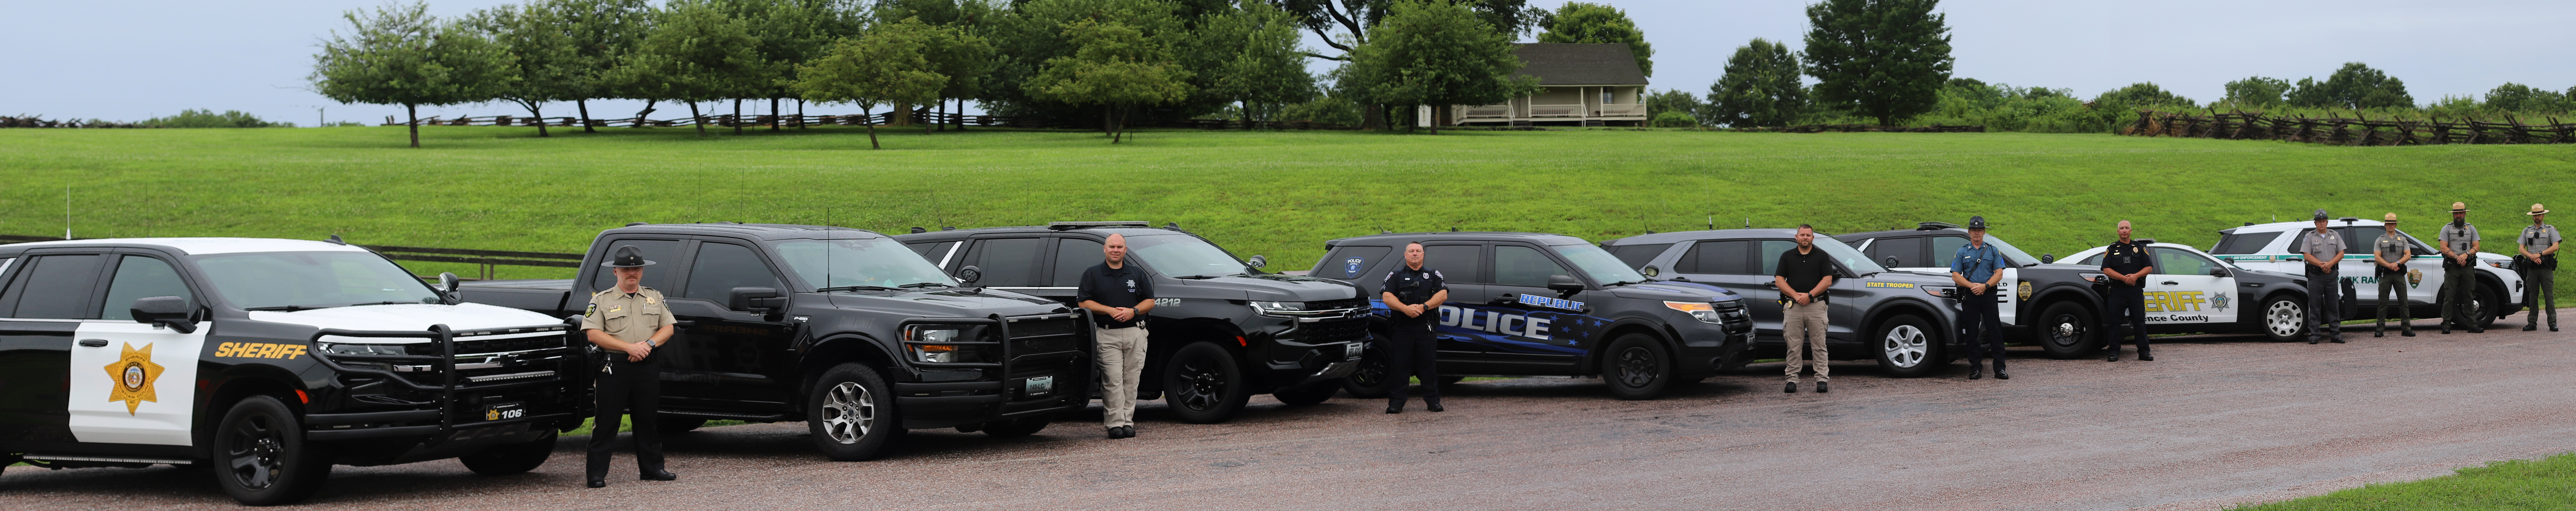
[{"x1": 1, "y1": 125, "x2": 2569, "y2": 284}]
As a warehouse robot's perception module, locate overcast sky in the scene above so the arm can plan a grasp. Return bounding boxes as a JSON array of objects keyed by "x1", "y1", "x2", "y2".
[{"x1": 6, "y1": 0, "x2": 2571, "y2": 125}]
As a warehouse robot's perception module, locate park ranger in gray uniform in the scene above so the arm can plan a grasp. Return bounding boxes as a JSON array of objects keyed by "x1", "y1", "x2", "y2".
[
  {"x1": 2297, "y1": 209, "x2": 2346, "y2": 344},
  {"x1": 2518, "y1": 203, "x2": 2560, "y2": 331},
  {"x1": 2438, "y1": 202, "x2": 2482, "y2": 334},
  {"x1": 2371, "y1": 213, "x2": 2414, "y2": 337}
]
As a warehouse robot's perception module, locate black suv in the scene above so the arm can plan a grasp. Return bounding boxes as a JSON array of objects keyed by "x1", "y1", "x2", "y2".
[
  {"x1": 892, "y1": 222, "x2": 1367, "y2": 423},
  {"x1": 1835, "y1": 222, "x2": 2116, "y2": 358},
  {"x1": 462, "y1": 223, "x2": 1089, "y2": 461},
  {"x1": 1310, "y1": 232, "x2": 1756, "y2": 399},
  {"x1": 1600, "y1": 230, "x2": 1965, "y2": 377}
]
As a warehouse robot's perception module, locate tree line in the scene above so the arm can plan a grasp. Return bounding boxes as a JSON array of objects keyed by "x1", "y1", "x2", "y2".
[{"x1": 311, "y1": 0, "x2": 1672, "y2": 147}]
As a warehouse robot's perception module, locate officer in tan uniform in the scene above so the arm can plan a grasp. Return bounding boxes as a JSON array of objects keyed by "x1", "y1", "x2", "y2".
[{"x1": 581, "y1": 245, "x2": 678, "y2": 488}]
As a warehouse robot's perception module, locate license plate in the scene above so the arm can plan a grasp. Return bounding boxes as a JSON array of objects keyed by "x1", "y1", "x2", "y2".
[
  {"x1": 482, "y1": 401, "x2": 526, "y2": 421},
  {"x1": 1023, "y1": 376, "x2": 1055, "y2": 397},
  {"x1": 1345, "y1": 343, "x2": 1364, "y2": 359}
]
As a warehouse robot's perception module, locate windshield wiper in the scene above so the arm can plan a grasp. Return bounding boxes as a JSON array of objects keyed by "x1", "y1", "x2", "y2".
[
  {"x1": 1172, "y1": 275, "x2": 1225, "y2": 280},
  {"x1": 816, "y1": 285, "x2": 902, "y2": 293},
  {"x1": 245, "y1": 305, "x2": 335, "y2": 312},
  {"x1": 896, "y1": 282, "x2": 953, "y2": 288},
  {"x1": 1603, "y1": 280, "x2": 1643, "y2": 287}
]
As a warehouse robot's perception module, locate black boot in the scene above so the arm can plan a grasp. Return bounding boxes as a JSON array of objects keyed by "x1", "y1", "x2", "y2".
[
  {"x1": 2106, "y1": 347, "x2": 2120, "y2": 362},
  {"x1": 2525, "y1": 319, "x2": 2539, "y2": 331},
  {"x1": 1968, "y1": 365, "x2": 1983, "y2": 380}
]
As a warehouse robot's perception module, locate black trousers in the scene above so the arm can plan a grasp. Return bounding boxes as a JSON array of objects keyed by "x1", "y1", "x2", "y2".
[
  {"x1": 1959, "y1": 291, "x2": 2004, "y2": 371},
  {"x1": 2102, "y1": 286, "x2": 2150, "y2": 354},
  {"x1": 2306, "y1": 268, "x2": 2343, "y2": 341},
  {"x1": 1381, "y1": 321, "x2": 1440, "y2": 405},
  {"x1": 588, "y1": 357, "x2": 664, "y2": 479}
]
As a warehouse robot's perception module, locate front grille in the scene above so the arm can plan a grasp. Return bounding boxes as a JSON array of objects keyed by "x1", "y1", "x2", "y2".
[
  {"x1": 404, "y1": 331, "x2": 572, "y2": 356},
  {"x1": 1309, "y1": 297, "x2": 1367, "y2": 311},
  {"x1": 1715, "y1": 301, "x2": 1753, "y2": 334},
  {"x1": 1007, "y1": 317, "x2": 1082, "y2": 354},
  {"x1": 1301, "y1": 318, "x2": 1369, "y2": 343}
]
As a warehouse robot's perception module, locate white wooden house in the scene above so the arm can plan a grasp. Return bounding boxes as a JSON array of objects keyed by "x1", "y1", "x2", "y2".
[{"x1": 1429, "y1": 43, "x2": 1649, "y2": 127}]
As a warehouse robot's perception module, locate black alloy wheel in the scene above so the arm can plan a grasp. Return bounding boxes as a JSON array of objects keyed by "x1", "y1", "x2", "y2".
[
  {"x1": 215, "y1": 396, "x2": 332, "y2": 506},
  {"x1": 2036, "y1": 301, "x2": 2099, "y2": 359},
  {"x1": 1339, "y1": 334, "x2": 1391, "y2": 399},
  {"x1": 1163, "y1": 342, "x2": 1249, "y2": 424},
  {"x1": 1602, "y1": 333, "x2": 1671, "y2": 400}
]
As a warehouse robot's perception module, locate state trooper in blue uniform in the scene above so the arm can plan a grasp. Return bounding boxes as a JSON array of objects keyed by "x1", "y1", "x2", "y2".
[
  {"x1": 1950, "y1": 216, "x2": 2010, "y2": 380},
  {"x1": 1379, "y1": 242, "x2": 1449, "y2": 413}
]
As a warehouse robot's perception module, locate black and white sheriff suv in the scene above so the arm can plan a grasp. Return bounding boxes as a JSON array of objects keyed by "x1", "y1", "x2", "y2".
[{"x1": 0, "y1": 237, "x2": 582, "y2": 505}]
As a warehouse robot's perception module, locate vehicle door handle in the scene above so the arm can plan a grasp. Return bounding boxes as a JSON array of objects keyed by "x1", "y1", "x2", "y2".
[
  {"x1": 2161, "y1": 281, "x2": 2179, "y2": 286},
  {"x1": 78, "y1": 339, "x2": 108, "y2": 347},
  {"x1": 673, "y1": 320, "x2": 698, "y2": 328}
]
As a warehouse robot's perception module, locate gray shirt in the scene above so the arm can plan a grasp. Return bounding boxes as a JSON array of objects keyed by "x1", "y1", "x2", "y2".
[
  {"x1": 2374, "y1": 232, "x2": 2410, "y2": 263},
  {"x1": 2299, "y1": 229, "x2": 2344, "y2": 262},
  {"x1": 2438, "y1": 222, "x2": 2480, "y2": 254},
  {"x1": 2522, "y1": 224, "x2": 2562, "y2": 255}
]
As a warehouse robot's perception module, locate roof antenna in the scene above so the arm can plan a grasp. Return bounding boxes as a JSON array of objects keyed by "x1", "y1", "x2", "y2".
[
  {"x1": 64, "y1": 185, "x2": 72, "y2": 240},
  {"x1": 1743, "y1": 218, "x2": 1750, "y2": 229},
  {"x1": 326, "y1": 234, "x2": 346, "y2": 245},
  {"x1": 1708, "y1": 216, "x2": 1714, "y2": 231}
]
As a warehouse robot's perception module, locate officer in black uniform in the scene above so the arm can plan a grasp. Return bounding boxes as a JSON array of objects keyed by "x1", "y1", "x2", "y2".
[
  {"x1": 2099, "y1": 220, "x2": 2155, "y2": 361},
  {"x1": 581, "y1": 246, "x2": 678, "y2": 488},
  {"x1": 1379, "y1": 242, "x2": 1449, "y2": 414}
]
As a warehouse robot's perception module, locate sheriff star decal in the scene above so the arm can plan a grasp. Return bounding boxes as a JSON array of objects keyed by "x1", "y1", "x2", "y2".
[
  {"x1": 2210, "y1": 293, "x2": 2230, "y2": 311},
  {"x1": 103, "y1": 342, "x2": 165, "y2": 415}
]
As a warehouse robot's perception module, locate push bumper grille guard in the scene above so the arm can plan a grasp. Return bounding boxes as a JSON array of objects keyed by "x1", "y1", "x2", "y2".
[
  {"x1": 303, "y1": 323, "x2": 580, "y2": 439},
  {"x1": 896, "y1": 313, "x2": 1086, "y2": 416}
]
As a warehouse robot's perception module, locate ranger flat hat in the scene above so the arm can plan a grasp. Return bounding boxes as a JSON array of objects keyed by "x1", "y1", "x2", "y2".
[
  {"x1": 2312, "y1": 209, "x2": 2329, "y2": 221},
  {"x1": 2383, "y1": 212, "x2": 2399, "y2": 223},
  {"x1": 1966, "y1": 215, "x2": 1988, "y2": 229},
  {"x1": 2451, "y1": 202, "x2": 2470, "y2": 213},
  {"x1": 602, "y1": 245, "x2": 656, "y2": 268},
  {"x1": 2531, "y1": 203, "x2": 2550, "y2": 216}
]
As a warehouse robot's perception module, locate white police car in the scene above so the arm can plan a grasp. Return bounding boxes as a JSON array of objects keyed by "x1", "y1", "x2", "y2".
[{"x1": 2208, "y1": 219, "x2": 2524, "y2": 329}]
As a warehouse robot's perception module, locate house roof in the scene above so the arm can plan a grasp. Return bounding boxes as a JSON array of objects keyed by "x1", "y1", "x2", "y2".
[{"x1": 1512, "y1": 43, "x2": 1647, "y2": 86}]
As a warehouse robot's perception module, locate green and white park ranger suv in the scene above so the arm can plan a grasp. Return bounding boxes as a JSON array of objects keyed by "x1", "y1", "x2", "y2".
[{"x1": 2209, "y1": 219, "x2": 2524, "y2": 330}]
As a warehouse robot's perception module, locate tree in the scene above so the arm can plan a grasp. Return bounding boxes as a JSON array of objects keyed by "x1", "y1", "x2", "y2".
[
  {"x1": 1802, "y1": 0, "x2": 1953, "y2": 127},
  {"x1": 2092, "y1": 82, "x2": 2194, "y2": 109},
  {"x1": 721, "y1": 0, "x2": 856, "y2": 132},
  {"x1": 792, "y1": 19, "x2": 948, "y2": 149},
  {"x1": 2483, "y1": 83, "x2": 2569, "y2": 113},
  {"x1": 468, "y1": 3, "x2": 582, "y2": 137},
  {"x1": 310, "y1": 2, "x2": 517, "y2": 148},
  {"x1": 1642, "y1": 89, "x2": 1702, "y2": 127},
  {"x1": 1026, "y1": 19, "x2": 1195, "y2": 143},
  {"x1": 1211, "y1": 1, "x2": 1317, "y2": 127},
  {"x1": 2221, "y1": 76, "x2": 2291, "y2": 108},
  {"x1": 617, "y1": 0, "x2": 765, "y2": 137},
  {"x1": 1533, "y1": 2, "x2": 1651, "y2": 77},
  {"x1": 1336, "y1": 0, "x2": 1534, "y2": 134},
  {"x1": 1278, "y1": 0, "x2": 1536, "y2": 129},
  {"x1": 2286, "y1": 62, "x2": 2413, "y2": 110},
  {"x1": 1705, "y1": 38, "x2": 1807, "y2": 128},
  {"x1": 541, "y1": 0, "x2": 654, "y2": 132},
  {"x1": 918, "y1": 19, "x2": 997, "y2": 132}
]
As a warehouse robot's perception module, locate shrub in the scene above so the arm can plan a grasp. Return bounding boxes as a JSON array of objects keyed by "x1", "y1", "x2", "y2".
[
  {"x1": 142, "y1": 109, "x2": 292, "y2": 128},
  {"x1": 1650, "y1": 111, "x2": 1697, "y2": 128}
]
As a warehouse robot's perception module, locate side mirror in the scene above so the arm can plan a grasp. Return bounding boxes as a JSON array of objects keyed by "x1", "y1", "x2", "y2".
[
  {"x1": 2209, "y1": 268, "x2": 2230, "y2": 277},
  {"x1": 1639, "y1": 265, "x2": 1659, "y2": 277},
  {"x1": 1546, "y1": 274, "x2": 1586, "y2": 293},
  {"x1": 438, "y1": 272, "x2": 460, "y2": 294},
  {"x1": 728, "y1": 287, "x2": 785, "y2": 312},
  {"x1": 130, "y1": 295, "x2": 197, "y2": 334},
  {"x1": 2041, "y1": 254, "x2": 2056, "y2": 264},
  {"x1": 1881, "y1": 256, "x2": 1900, "y2": 268},
  {"x1": 1247, "y1": 254, "x2": 1267, "y2": 269},
  {"x1": 957, "y1": 265, "x2": 983, "y2": 285}
]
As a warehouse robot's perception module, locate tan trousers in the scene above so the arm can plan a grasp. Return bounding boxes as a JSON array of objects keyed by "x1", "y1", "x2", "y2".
[
  {"x1": 1783, "y1": 301, "x2": 1830, "y2": 382},
  {"x1": 1094, "y1": 326, "x2": 1150, "y2": 428}
]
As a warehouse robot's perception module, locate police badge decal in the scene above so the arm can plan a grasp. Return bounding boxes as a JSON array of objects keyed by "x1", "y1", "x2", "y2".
[
  {"x1": 2210, "y1": 293, "x2": 2230, "y2": 311},
  {"x1": 103, "y1": 342, "x2": 165, "y2": 414}
]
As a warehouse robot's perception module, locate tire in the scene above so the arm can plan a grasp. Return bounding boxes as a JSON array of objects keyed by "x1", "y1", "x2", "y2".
[
  {"x1": 1163, "y1": 342, "x2": 1250, "y2": 424},
  {"x1": 808, "y1": 363, "x2": 900, "y2": 461},
  {"x1": 1601, "y1": 333, "x2": 1672, "y2": 400},
  {"x1": 658, "y1": 417, "x2": 706, "y2": 434},
  {"x1": 1271, "y1": 383, "x2": 1336, "y2": 406},
  {"x1": 2474, "y1": 286, "x2": 2503, "y2": 330},
  {"x1": 1872, "y1": 314, "x2": 1940, "y2": 378},
  {"x1": 2260, "y1": 294, "x2": 2306, "y2": 342},
  {"x1": 214, "y1": 395, "x2": 332, "y2": 506},
  {"x1": 1339, "y1": 334, "x2": 1390, "y2": 399},
  {"x1": 2034, "y1": 301, "x2": 2098, "y2": 359},
  {"x1": 980, "y1": 416, "x2": 1050, "y2": 438},
  {"x1": 458, "y1": 430, "x2": 555, "y2": 475}
]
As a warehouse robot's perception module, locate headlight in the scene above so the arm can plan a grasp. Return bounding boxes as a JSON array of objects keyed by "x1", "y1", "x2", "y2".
[
  {"x1": 913, "y1": 344, "x2": 958, "y2": 363},
  {"x1": 905, "y1": 326, "x2": 992, "y2": 363},
  {"x1": 1663, "y1": 301, "x2": 1724, "y2": 324},
  {"x1": 1249, "y1": 301, "x2": 1308, "y2": 318}
]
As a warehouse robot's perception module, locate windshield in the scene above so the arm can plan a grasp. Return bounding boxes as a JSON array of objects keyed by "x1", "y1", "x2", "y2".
[
  {"x1": 192, "y1": 252, "x2": 442, "y2": 310},
  {"x1": 1984, "y1": 236, "x2": 2043, "y2": 266},
  {"x1": 772, "y1": 237, "x2": 957, "y2": 290},
  {"x1": 1814, "y1": 237, "x2": 1889, "y2": 274},
  {"x1": 1126, "y1": 234, "x2": 1249, "y2": 278},
  {"x1": 1550, "y1": 243, "x2": 1647, "y2": 284}
]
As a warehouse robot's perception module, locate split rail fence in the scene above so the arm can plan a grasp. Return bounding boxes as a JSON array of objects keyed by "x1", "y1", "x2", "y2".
[
  {"x1": 0, "y1": 235, "x2": 580, "y2": 280},
  {"x1": 2122, "y1": 110, "x2": 2576, "y2": 145},
  {"x1": 380, "y1": 112, "x2": 1363, "y2": 131}
]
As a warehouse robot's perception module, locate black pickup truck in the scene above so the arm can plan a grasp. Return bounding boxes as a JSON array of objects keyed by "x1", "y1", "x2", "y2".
[{"x1": 461, "y1": 223, "x2": 1089, "y2": 461}]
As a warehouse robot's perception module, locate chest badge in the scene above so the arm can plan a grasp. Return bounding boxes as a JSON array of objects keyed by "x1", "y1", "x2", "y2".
[
  {"x1": 103, "y1": 342, "x2": 165, "y2": 415},
  {"x1": 609, "y1": 305, "x2": 624, "y2": 313}
]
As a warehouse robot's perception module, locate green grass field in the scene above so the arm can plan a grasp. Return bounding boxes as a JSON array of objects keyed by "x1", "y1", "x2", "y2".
[
  {"x1": 0, "y1": 125, "x2": 2568, "y2": 286},
  {"x1": 2232, "y1": 452, "x2": 2576, "y2": 510}
]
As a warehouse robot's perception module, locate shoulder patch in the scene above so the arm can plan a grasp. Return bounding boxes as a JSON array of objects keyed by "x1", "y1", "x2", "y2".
[
  {"x1": 585, "y1": 303, "x2": 598, "y2": 316},
  {"x1": 1431, "y1": 270, "x2": 1444, "y2": 279}
]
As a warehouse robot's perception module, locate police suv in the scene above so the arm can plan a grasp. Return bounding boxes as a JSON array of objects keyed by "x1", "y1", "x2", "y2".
[
  {"x1": 1834, "y1": 223, "x2": 2124, "y2": 358},
  {"x1": 891, "y1": 222, "x2": 1366, "y2": 423},
  {"x1": 2208, "y1": 219, "x2": 2524, "y2": 330},
  {"x1": 1600, "y1": 230, "x2": 1963, "y2": 377},
  {"x1": 2060, "y1": 241, "x2": 2319, "y2": 341},
  {"x1": 0, "y1": 237, "x2": 580, "y2": 505},
  {"x1": 1311, "y1": 232, "x2": 1755, "y2": 400},
  {"x1": 462, "y1": 223, "x2": 1088, "y2": 462}
]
